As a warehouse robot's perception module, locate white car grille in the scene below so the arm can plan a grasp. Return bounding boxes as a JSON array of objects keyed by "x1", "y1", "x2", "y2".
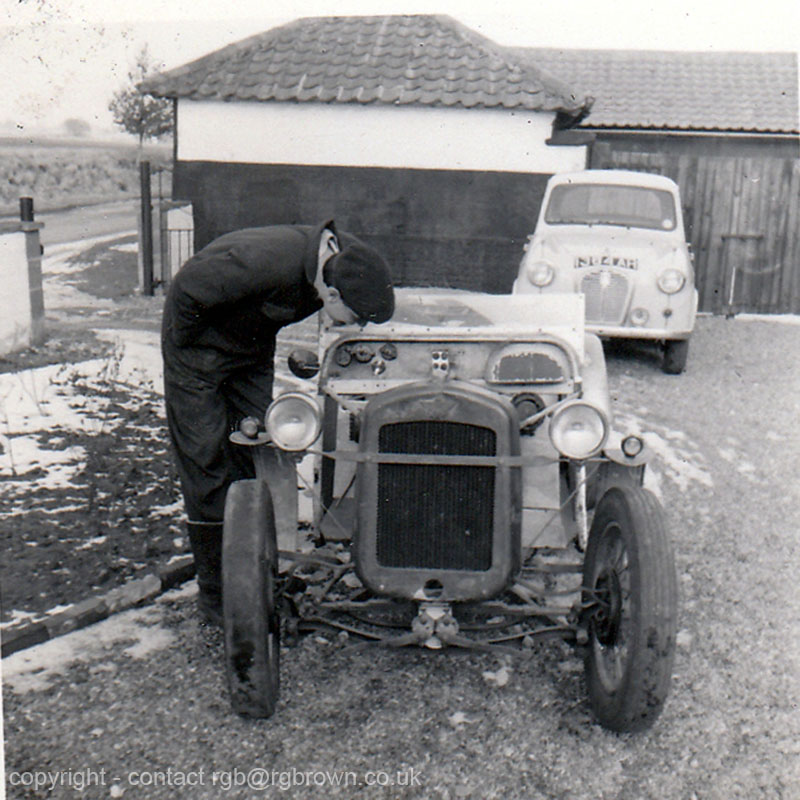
[{"x1": 581, "y1": 271, "x2": 630, "y2": 324}]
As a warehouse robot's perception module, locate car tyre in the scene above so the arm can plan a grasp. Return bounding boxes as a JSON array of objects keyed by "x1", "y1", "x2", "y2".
[
  {"x1": 223, "y1": 479, "x2": 280, "y2": 718},
  {"x1": 662, "y1": 339, "x2": 689, "y2": 374},
  {"x1": 582, "y1": 485, "x2": 678, "y2": 732}
]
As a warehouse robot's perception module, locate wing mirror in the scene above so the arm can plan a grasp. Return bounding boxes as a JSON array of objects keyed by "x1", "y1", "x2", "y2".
[{"x1": 288, "y1": 349, "x2": 320, "y2": 379}]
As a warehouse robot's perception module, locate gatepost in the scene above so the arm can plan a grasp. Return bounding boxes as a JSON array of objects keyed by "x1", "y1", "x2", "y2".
[{"x1": 0, "y1": 197, "x2": 46, "y2": 356}]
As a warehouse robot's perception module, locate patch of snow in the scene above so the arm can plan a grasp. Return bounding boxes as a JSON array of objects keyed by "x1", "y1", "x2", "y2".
[
  {"x1": 110, "y1": 242, "x2": 138, "y2": 253},
  {"x1": 43, "y1": 275, "x2": 116, "y2": 310},
  {"x1": 164, "y1": 581, "x2": 197, "y2": 601},
  {"x1": 78, "y1": 535, "x2": 107, "y2": 550},
  {"x1": 122, "y1": 627, "x2": 175, "y2": 659},
  {"x1": 0, "y1": 337, "x2": 165, "y2": 485},
  {"x1": 44, "y1": 604, "x2": 75, "y2": 616},
  {"x1": 644, "y1": 431, "x2": 713, "y2": 491},
  {"x1": 0, "y1": 436, "x2": 86, "y2": 488},
  {"x1": 149, "y1": 499, "x2": 184, "y2": 518},
  {"x1": 93, "y1": 329, "x2": 164, "y2": 394},
  {"x1": 733, "y1": 313, "x2": 800, "y2": 326},
  {"x1": 0, "y1": 603, "x2": 77, "y2": 631},
  {"x1": 1, "y1": 609, "x2": 41, "y2": 630},
  {"x1": 1, "y1": 601, "x2": 173, "y2": 693},
  {"x1": 0, "y1": 358, "x2": 108, "y2": 434},
  {"x1": 614, "y1": 411, "x2": 713, "y2": 492},
  {"x1": 6, "y1": 501, "x2": 87, "y2": 517},
  {"x1": 42, "y1": 232, "x2": 138, "y2": 274}
]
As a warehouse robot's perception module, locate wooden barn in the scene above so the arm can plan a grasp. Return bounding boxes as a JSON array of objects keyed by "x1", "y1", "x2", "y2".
[
  {"x1": 521, "y1": 48, "x2": 800, "y2": 314},
  {"x1": 141, "y1": 15, "x2": 593, "y2": 294}
]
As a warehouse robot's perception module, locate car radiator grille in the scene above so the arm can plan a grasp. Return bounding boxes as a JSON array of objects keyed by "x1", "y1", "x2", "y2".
[
  {"x1": 581, "y1": 271, "x2": 630, "y2": 324},
  {"x1": 376, "y1": 421, "x2": 496, "y2": 571}
]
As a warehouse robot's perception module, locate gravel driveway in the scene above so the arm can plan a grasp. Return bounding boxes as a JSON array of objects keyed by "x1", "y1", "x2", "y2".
[{"x1": 3, "y1": 314, "x2": 799, "y2": 800}]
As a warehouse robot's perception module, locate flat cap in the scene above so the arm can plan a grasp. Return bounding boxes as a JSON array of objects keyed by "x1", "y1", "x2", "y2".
[{"x1": 325, "y1": 236, "x2": 394, "y2": 324}]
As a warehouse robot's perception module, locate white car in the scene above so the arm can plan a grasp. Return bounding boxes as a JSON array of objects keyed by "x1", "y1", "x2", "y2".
[{"x1": 513, "y1": 170, "x2": 697, "y2": 374}]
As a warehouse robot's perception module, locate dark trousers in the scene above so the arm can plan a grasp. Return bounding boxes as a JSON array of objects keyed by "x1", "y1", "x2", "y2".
[{"x1": 163, "y1": 340, "x2": 274, "y2": 522}]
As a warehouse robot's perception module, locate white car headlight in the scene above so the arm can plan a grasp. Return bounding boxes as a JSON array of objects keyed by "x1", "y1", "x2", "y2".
[
  {"x1": 526, "y1": 260, "x2": 556, "y2": 288},
  {"x1": 657, "y1": 268, "x2": 686, "y2": 294},
  {"x1": 549, "y1": 400, "x2": 609, "y2": 459},
  {"x1": 265, "y1": 393, "x2": 322, "y2": 451}
]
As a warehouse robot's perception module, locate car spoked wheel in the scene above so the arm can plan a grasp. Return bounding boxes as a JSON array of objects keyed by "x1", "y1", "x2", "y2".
[
  {"x1": 223, "y1": 479, "x2": 281, "y2": 718},
  {"x1": 582, "y1": 486, "x2": 678, "y2": 732},
  {"x1": 589, "y1": 541, "x2": 630, "y2": 694}
]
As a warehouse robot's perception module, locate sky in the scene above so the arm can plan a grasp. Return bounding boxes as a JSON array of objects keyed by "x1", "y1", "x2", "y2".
[{"x1": 2, "y1": 0, "x2": 799, "y2": 135}]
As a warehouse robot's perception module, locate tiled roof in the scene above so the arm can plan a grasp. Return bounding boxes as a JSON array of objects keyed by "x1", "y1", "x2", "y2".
[
  {"x1": 142, "y1": 15, "x2": 590, "y2": 116},
  {"x1": 513, "y1": 48, "x2": 799, "y2": 134}
]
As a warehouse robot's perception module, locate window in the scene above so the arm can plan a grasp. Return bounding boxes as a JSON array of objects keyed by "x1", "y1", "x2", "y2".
[{"x1": 545, "y1": 184, "x2": 677, "y2": 231}]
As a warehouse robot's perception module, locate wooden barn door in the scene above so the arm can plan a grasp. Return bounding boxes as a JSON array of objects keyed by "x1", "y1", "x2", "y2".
[
  {"x1": 593, "y1": 150, "x2": 800, "y2": 314},
  {"x1": 712, "y1": 158, "x2": 799, "y2": 315}
]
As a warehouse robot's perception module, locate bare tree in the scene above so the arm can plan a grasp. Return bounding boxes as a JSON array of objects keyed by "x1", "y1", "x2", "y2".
[{"x1": 108, "y1": 45, "x2": 173, "y2": 147}]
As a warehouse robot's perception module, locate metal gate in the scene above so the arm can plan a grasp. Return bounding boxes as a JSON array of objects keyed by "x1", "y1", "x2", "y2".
[{"x1": 138, "y1": 160, "x2": 193, "y2": 294}]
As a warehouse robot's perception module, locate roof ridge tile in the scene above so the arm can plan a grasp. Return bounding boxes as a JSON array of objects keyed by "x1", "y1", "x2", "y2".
[{"x1": 141, "y1": 14, "x2": 590, "y2": 116}]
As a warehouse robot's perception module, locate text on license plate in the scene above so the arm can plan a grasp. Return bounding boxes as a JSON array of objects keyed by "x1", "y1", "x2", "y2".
[{"x1": 574, "y1": 255, "x2": 639, "y2": 270}]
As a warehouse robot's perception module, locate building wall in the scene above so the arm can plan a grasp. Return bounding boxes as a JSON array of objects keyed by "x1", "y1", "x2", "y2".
[
  {"x1": 177, "y1": 100, "x2": 587, "y2": 174},
  {"x1": 176, "y1": 162, "x2": 552, "y2": 292},
  {"x1": 173, "y1": 100, "x2": 588, "y2": 292}
]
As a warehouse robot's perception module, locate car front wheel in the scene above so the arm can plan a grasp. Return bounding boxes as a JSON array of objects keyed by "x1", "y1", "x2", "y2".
[
  {"x1": 582, "y1": 485, "x2": 678, "y2": 732},
  {"x1": 223, "y1": 479, "x2": 280, "y2": 718}
]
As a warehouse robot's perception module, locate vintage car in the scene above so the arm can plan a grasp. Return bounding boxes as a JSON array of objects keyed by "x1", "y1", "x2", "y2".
[
  {"x1": 513, "y1": 170, "x2": 697, "y2": 374},
  {"x1": 223, "y1": 290, "x2": 678, "y2": 732}
]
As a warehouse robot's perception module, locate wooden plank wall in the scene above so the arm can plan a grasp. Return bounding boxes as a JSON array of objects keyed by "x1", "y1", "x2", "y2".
[{"x1": 595, "y1": 150, "x2": 800, "y2": 314}]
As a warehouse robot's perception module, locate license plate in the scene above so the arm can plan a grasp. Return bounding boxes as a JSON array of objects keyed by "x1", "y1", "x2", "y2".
[{"x1": 575, "y1": 255, "x2": 638, "y2": 270}]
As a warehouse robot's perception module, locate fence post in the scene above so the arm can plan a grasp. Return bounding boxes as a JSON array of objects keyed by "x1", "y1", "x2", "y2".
[
  {"x1": 139, "y1": 161, "x2": 154, "y2": 296},
  {"x1": 20, "y1": 197, "x2": 45, "y2": 346}
]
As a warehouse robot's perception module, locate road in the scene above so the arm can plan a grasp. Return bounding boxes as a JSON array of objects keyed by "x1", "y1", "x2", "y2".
[
  {"x1": 3, "y1": 316, "x2": 800, "y2": 800},
  {"x1": 1, "y1": 199, "x2": 140, "y2": 248},
  {"x1": 38, "y1": 199, "x2": 139, "y2": 247}
]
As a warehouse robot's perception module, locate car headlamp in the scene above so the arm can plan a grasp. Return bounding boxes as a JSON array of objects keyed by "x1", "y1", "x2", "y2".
[
  {"x1": 265, "y1": 393, "x2": 322, "y2": 451},
  {"x1": 657, "y1": 268, "x2": 686, "y2": 294},
  {"x1": 526, "y1": 260, "x2": 556, "y2": 288},
  {"x1": 549, "y1": 400, "x2": 609, "y2": 459}
]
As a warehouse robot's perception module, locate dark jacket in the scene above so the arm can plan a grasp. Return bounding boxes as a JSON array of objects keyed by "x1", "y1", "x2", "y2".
[{"x1": 162, "y1": 222, "x2": 331, "y2": 367}]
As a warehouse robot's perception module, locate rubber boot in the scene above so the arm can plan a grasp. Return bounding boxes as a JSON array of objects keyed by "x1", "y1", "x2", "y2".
[{"x1": 187, "y1": 521, "x2": 223, "y2": 627}]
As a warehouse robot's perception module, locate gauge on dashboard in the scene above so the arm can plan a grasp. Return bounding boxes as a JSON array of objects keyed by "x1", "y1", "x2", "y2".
[
  {"x1": 335, "y1": 346, "x2": 352, "y2": 367},
  {"x1": 379, "y1": 343, "x2": 398, "y2": 360},
  {"x1": 353, "y1": 343, "x2": 374, "y2": 363}
]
